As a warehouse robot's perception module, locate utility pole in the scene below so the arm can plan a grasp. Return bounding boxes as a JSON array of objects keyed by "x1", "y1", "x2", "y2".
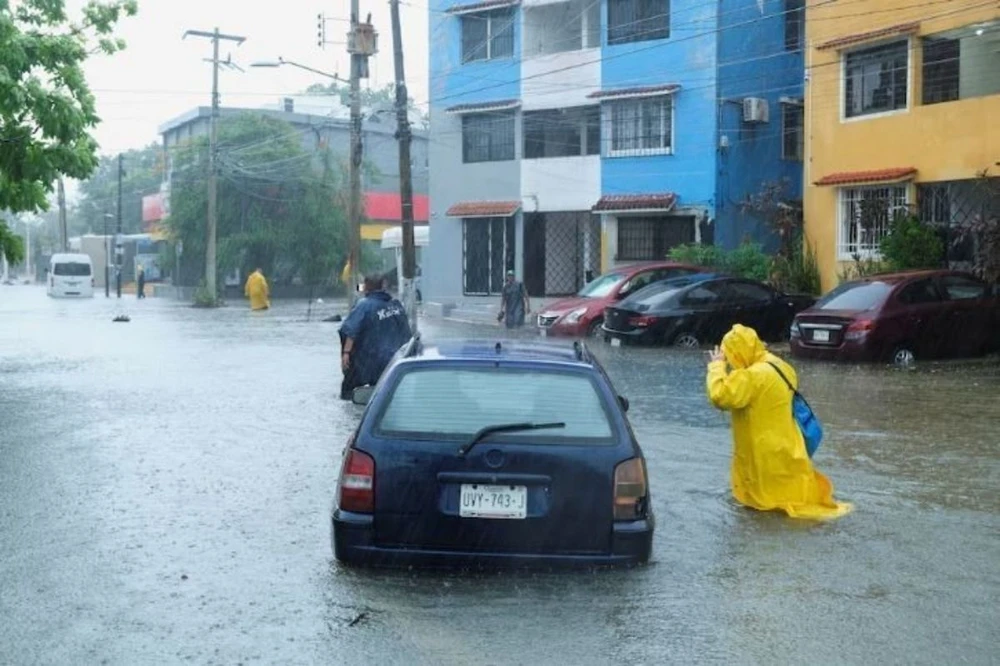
[
  {"x1": 184, "y1": 28, "x2": 246, "y2": 304},
  {"x1": 389, "y1": 0, "x2": 417, "y2": 332},
  {"x1": 57, "y1": 178, "x2": 68, "y2": 252},
  {"x1": 345, "y1": 6, "x2": 377, "y2": 306},
  {"x1": 115, "y1": 153, "x2": 123, "y2": 298}
]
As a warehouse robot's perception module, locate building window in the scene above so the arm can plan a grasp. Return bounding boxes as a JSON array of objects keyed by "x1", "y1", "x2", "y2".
[
  {"x1": 606, "y1": 96, "x2": 673, "y2": 157},
  {"x1": 837, "y1": 185, "x2": 909, "y2": 258},
  {"x1": 523, "y1": 0, "x2": 600, "y2": 56},
  {"x1": 843, "y1": 40, "x2": 909, "y2": 119},
  {"x1": 781, "y1": 102, "x2": 803, "y2": 160},
  {"x1": 784, "y1": 0, "x2": 804, "y2": 51},
  {"x1": 923, "y1": 25, "x2": 1000, "y2": 105},
  {"x1": 461, "y1": 8, "x2": 515, "y2": 63},
  {"x1": 607, "y1": 0, "x2": 670, "y2": 46},
  {"x1": 617, "y1": 216, "x2": 696, "y2": 261},
  {"x1": 523, "y1": 107, "x2": 600, "y2": 159},
  {"x1": 462, "y1": 112, "x2": 516, "y2": 163}
]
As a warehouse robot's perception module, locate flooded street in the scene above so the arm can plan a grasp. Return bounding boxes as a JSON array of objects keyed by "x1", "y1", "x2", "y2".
[{"x1": 1, "y1": 286, "x2": 997, "y2": 665}]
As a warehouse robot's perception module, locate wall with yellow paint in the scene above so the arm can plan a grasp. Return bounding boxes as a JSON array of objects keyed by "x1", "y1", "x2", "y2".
[{"x1": 804, "y1": 2, "x2": 1000, "y2": 291}]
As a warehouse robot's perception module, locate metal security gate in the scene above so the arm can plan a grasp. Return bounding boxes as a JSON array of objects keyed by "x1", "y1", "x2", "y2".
[
  {"x1": 617, "y1": 216, "x2": 696, "y2": 261},
  {"x1": 523, "y1": 212, "x2": 600, "y2": 297},
  {"x1": 918, "y1": 178, "x2": 1000, "y2": 266},
  {"x1": 463, "y1": 217, "x2": 516, "y2": 295}
]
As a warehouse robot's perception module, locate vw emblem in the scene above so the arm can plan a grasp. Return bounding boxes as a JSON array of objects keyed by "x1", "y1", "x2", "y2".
[{"x1": 484, "y1": 449, "x2": 506, "y2": 469}]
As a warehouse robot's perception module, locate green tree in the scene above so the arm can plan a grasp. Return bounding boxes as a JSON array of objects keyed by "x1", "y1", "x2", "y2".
[
  {"x1": 167, "y1": 113, "x2": 348, "y2": 292},
  {"x1": 75, "y1": 143, "x2": 163, "y2": 235},
  {"x1": 0, "y1": 221, "x2": 25, "y2": 265},
  {"x1": 304, "y1": 81, "x2": 428, "y2": 128},
  {"x1": 0, "y1": 0, "x2": 137, "y2": 215}
]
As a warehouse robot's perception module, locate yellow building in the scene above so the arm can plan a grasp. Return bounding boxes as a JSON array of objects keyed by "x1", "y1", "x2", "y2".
[{"x1": 804, "y1": 1, "x2": 1000, "y2": 291}]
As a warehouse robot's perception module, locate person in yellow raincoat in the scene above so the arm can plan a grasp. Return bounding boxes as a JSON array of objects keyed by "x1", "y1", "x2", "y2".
[
  {"x1": 244, "y1": 267, "x2": 270, "y2": 311},
  {"x1": 706, "y1": 324, "x2": 852, "y2": 520}
]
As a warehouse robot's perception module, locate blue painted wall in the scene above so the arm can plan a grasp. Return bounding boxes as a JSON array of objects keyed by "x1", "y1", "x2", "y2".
[
  {"x1": 600, "y1": 0, "x2": 720, "y2": 212},
  {"x1": 715, "y1": 0, "x2": 804, "y2": 250},
  {"x1": 428, "y1": 0, "x2": 522, "y2": 111}
]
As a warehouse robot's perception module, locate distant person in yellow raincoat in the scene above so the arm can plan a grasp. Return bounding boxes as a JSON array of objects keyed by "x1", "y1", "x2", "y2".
[
  {"x1": 244, "y1": 267, "x2": 270, "y2": 311},
  {"x1": 706, "y1": 324, "x2": 852, "y2": 520}
]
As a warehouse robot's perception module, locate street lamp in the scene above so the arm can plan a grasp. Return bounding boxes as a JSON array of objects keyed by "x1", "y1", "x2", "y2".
[
  {"x1": 249, "y1": 57, "x2": 349, "y2": 84},
  {"x1": 103, "y1": 213, "x2": 114, "y2": 298}
]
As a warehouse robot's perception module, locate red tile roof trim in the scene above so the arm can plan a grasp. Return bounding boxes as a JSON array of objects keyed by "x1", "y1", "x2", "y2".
[
  {"x1": 592, "y1": 194, "x2": 678, "y2": 212},
  {"x1": 814, "y1": 168, "x2": 917, "y2": 187},
  {"x1": 816, "y1": 22, "x2": 920, "y2": 51},
  {"x1": 587, "y1": 84, "x2": 681, "y2": 100},
  {"x1": 446, "y1": 200, "x2": 521, "y2": 217},
  {"x1": 445, "y1": 0, "x2": 519, "y2": 15}
]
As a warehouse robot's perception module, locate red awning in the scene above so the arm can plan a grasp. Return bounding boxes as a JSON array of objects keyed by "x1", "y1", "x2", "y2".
[
  {"x1": 446, "y1": 200, "x2": 521, "y2": 217},
  {"x1": 587, "y1": 84, "x2": 681, "y2": 101},
  {"x1": 364, "y1": 192, "x2": 429, "y2": 222},
  {"x1": 814, "y1": 168, "x2": 917, "y2": 187},
  {"x1": 592, "y1": 194, "x2": 677, "y2": 213},
  {"x1": 816, "y1": 22, "x2": 920, "y2": 51}
]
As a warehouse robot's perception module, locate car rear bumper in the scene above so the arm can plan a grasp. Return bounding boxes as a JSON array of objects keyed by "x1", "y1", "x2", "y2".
[
  {"x1": 789, "y1": 338, "x2": 880, "y2": 362},
  {"x1": 332, "y1": 509, "x2": 653, "y2": 569}
]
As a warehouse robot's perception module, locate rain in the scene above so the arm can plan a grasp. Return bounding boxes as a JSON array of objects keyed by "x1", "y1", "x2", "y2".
[{"x1": 1, "y1": 289, "x2": 997, "y2": 664}]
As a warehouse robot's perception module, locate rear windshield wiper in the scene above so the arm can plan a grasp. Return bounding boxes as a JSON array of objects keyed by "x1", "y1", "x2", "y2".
[{"x1": 458, "y1": 422, "x2": 566, "y2": 457}]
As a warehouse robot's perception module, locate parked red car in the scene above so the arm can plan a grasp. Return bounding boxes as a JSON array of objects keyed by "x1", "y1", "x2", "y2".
[
  {"x1": 536, "y1": 262, "x2": 705, "y2": 338},
  {"x1": 790, "y1": 270, "x2": 999, "y2": 365}
]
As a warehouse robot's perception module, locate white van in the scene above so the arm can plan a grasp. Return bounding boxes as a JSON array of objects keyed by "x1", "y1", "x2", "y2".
[{"x1": 48, "y1": 253, "x2": 95, "y2": 298}]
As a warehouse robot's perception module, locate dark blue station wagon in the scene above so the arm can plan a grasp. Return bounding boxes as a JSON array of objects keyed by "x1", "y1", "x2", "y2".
[{"x1": 332, "y1": 337, "x2": 654, "y2": 568}]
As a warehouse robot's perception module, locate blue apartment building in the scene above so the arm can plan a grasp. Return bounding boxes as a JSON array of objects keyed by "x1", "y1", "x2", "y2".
[{"x1": 426, "y1": 0, "x2": 805, "y2": 302}]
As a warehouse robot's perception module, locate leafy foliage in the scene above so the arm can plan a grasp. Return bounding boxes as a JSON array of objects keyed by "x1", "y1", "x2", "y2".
[
  {"x1": 167, "y1": 113, "x2": 348, "y2": 293},
  {"x1": 838, "y1": 254, "x2": 886, "y2": 282},
  {"x1": 953, "y1": 171, "x2": 1000, "y2": 285},
  {"x1": 879, "y1": 213, "x2": 945, "y2": 271},
  {"x1": 740, "y1": 179, "x2": 802, "y2": 261},
  {"x1": 0, "y1": 221, "x2": 25, "y2": 265},
  {"x1": 669, "y1": 242, "x2": 771, "y2": 282},
  {"x1": 303, "y1": 81, "x2": 428, "y2": 128},
  {"x1": 0, "y1": 0, "x2": 137, "y2": 214},
  {"x1": 75, "y1": 144, "x2": 163, "y2": 235},
  {"x1": 771, "y1": 237, "x2": 822, "y2": 295}
]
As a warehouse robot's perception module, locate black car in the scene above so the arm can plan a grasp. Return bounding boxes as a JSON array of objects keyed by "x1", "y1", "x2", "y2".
[{"x1": 603, "y1": 274, "x2": 816, "y2": 347}]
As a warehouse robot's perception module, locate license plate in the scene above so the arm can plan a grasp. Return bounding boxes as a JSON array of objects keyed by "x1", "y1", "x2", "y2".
[
  {"x1": 610, "y1": 337, "x2": 622, "y2": 347},
  {"x1": 813, "y1": 329, "x2": 830, "y2": 342},
  {"x1": 459, "y1": 484, "x2": 527, "y2": 519}
]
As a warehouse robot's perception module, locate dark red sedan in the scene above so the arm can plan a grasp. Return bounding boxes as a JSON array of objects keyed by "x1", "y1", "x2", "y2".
[{"x1": 790, "y1": 270, "x2": 999, "y2": 365}]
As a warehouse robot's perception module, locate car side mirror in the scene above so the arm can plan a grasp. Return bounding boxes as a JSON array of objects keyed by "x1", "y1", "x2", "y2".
[
  {"x1": 352, "y1": 386, "x2": 374, "y2": 406},
  {"x1": 618, "y1": 395, "x2": 630, "y2": 413}
]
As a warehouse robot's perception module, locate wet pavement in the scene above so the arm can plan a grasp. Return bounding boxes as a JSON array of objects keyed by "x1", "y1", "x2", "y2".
[{"x1": 1, "y1": 285, "x2": 998, "y2": 665}]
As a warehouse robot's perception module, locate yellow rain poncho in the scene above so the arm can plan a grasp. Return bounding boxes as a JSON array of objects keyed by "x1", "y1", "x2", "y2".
[
  {"x1": 244, "y1": 270, "x2": 270, "y2": 311},
  {"x1": 707, "y1": 324, "x2": 852, "y2": 520}
]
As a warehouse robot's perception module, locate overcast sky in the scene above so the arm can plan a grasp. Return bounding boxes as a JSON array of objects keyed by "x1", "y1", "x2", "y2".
[{"x1": 77, "y1": 0, "x2": 430, "y2": 155}]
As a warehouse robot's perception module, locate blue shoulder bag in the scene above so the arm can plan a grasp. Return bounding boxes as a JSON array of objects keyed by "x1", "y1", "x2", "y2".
[{"x1": 767, "y1": 362, "x2": 823, "y2": 458}]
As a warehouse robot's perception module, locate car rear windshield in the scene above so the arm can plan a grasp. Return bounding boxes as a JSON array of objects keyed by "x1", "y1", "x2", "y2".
[
  {"x1": 375, "y1": 367, "x2": 615, "y2": 443},
  {"x1": 53, "y1": 262, "x2": 91, "y2": 277},
  {"x1": 578, "y1": 273, "x2": 623, "y2": 298},
  {"x1": 623, "y1": 283, "x2": 684, "y2": 311},
  {"x1": 815, "y1": 281, "x2": 892, "y2": 311}
]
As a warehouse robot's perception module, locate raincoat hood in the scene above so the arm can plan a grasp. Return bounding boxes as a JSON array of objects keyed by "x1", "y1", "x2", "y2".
[{"x1": 721, "y1": 324, "x2": 767, "y2": 369}]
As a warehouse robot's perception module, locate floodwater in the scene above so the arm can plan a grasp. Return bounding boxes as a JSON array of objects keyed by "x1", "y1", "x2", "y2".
[{"x1": 1, "y1": 286, "x2": 997, "y2": 665}]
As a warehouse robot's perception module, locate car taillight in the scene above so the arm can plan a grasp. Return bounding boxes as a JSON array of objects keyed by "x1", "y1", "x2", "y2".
[
  {"x1": 844, "y1": 319, "x2": 874, "y2": 341},
  {"x1": 338, "y1": 449, "x2": 375, "y2": 513},
  {"x1": 627, "y1": 315, "x2": 656, "y2": 328},
  {"x1": 613, "y1": 458, "x2": 648, "y2": 521}
]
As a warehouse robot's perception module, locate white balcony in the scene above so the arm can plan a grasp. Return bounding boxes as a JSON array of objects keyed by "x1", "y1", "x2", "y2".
[{"x1": 522, "y1": 48, "x2": 600, "y2": 110}]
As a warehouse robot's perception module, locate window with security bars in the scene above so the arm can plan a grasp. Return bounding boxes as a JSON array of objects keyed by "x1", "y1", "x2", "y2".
[
  {"x1": 607, "y1": 0, "x2": 670, "y2": 46},
  {"x1": 843, "y1": 40, "x2": 909, "y2": 118},
  {"x1": 463, "y1": 217, "x2": 516, "y2": 295},
  {"x1": 617, "y1": 216, "x2": 695, "y2": 261},
  {"x1": 461, "y1": 8, "x2": 515, "y2": 63},
  {"x1": 837, "y1": 185, "x2": 908, "y2": 259},
  {"x1": 462, "y1": 112, "x2": 516, "y2": 163},
  {"x1": 922, "y1": 27, "x2": 1000, "y2": 105},
  {"x1": 606, "y1": 96, "x2": 672, "y2": 156},
  {"x1": 781, "y1": 103, "x2": 803, "y2": 160},
  {"x1": 523, "y1": 107, "x2": 600, "y2": 158},
  {"x1": 918, "y1": 179, "x2": 1000, "y2": 264},
  {"x1": 784, "y1": 0, "x2": 804, "y2": 51}
]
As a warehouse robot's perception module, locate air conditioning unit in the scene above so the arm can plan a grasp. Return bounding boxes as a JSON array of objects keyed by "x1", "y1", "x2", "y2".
[{"x1": 742, "y1": 97, "x2": 770, "y2": 123}]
